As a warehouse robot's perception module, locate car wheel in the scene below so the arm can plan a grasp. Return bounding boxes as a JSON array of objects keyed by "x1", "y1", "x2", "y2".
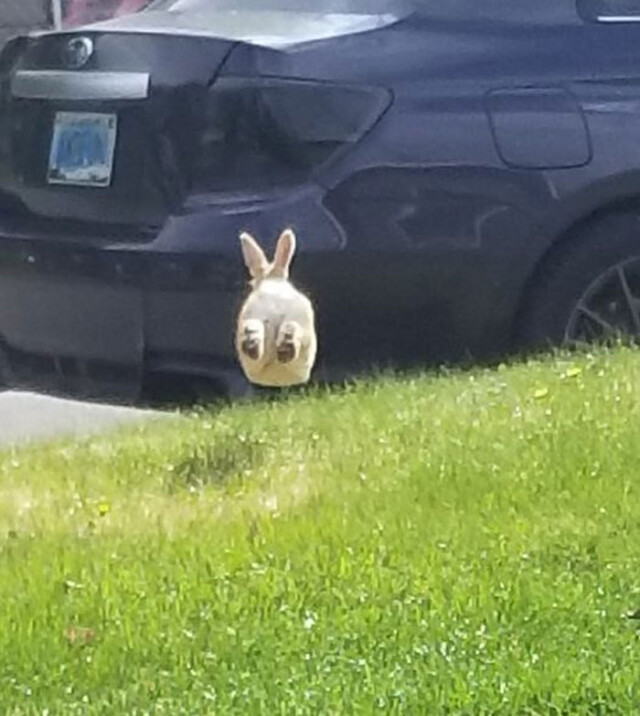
[{"x1": 517, "y1": 212, "x2": 640, "y2": 351}]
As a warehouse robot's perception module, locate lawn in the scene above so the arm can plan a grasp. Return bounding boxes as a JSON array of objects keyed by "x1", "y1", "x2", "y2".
[{"x1": 1, "y1": 348, "x2": 640, "y2": 714}]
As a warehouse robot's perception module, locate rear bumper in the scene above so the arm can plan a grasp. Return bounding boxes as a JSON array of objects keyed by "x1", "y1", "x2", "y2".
[{"x1": 0, "y1": 239, "x2": 247, "y2": 403}]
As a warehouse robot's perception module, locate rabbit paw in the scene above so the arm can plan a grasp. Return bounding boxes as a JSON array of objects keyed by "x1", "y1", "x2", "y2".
[
  {"x1": 240, "y1": 320, "x2": 265, "y2": 361},
  {"x1": 276, "y1": 322, "x2": 301, "y2": 364}
]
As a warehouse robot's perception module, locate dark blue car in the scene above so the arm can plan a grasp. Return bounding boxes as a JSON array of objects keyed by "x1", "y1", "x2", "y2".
[{"x1": 0, "y1": 0, "x2": 639, "y2": 403}]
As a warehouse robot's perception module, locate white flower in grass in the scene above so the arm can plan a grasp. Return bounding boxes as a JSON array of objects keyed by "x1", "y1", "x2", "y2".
[{"x1": 303, "y1": 612, "x2": 317, "y2": 630}]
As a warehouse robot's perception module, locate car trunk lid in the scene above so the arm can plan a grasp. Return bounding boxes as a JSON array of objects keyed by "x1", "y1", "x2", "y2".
[{"x1": 0, "y1": 30, "x2": 236, "y2": 230}]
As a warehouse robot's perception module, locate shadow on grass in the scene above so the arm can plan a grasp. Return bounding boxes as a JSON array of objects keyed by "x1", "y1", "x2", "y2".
[
  {"x1": 163, "y1": 433, "x2": 268, "y2": 492},
  {"x1": 139, "y1": 339, "x2": 627, "y2": 415}
]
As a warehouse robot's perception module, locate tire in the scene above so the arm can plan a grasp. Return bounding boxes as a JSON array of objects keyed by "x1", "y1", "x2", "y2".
[{"x1": 517, "y1": 211, "x2": 640, "y2": 351}]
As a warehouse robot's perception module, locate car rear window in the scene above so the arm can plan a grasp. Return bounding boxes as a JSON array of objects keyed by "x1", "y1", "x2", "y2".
[
  {"x1": 578, "y1": 0, "x2": 640, "y2": 21},
  {"x1": 146, "y1": 0, "x2": 410, "y2": 13}
]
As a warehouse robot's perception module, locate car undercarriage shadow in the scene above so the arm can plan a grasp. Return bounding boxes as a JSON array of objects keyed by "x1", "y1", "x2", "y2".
[{"x1": 137, "y1": 346, "x2": 544, "y2": 413}]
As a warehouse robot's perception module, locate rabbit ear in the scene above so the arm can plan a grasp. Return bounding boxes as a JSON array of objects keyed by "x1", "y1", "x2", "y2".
[
  {"x1": 239, "y1": 232, "x2": 269, "y2": 279},
  {"x1": 272, "y1": 228, "x2": 297, "y2": 278}
]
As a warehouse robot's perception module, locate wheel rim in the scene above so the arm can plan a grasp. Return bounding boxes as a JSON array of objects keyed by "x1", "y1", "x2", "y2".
[{"x1": 565, "y1": 257, "x2": 640, "y2": 345}]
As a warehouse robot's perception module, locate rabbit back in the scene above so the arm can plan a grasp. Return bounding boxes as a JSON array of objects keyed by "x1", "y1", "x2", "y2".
[
  {"x1": 236, "y1": 278, "x2": 317, "y2": 387},
  {"x1": 240, "y1": 279, "x2": 314, "y2": 329}
]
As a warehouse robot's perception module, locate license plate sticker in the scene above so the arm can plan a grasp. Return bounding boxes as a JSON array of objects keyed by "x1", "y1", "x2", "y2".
[{"x1": 47, "y1": 111, "x2": 117, "y2": 188}]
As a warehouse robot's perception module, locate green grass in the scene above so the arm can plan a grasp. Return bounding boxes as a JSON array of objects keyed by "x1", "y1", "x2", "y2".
[{"x1": 2, "y1": 348, "x2": 640, "y2": 714}]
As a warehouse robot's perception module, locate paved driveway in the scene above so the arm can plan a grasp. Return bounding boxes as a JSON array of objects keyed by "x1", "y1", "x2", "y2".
[{"x1": 0, "y1": 391, "x2": 154, "y2": 447}]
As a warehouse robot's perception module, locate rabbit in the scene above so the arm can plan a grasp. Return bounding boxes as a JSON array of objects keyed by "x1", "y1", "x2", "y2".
[{"x1": 235, "y1": 228, "x2": 317, "y2": 388}]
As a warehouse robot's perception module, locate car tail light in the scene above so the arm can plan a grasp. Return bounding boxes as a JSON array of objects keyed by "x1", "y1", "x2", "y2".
[
  {"x1": 0, "y1": 36, "x2": 27, "y2": 77},
  {"x1": 190, "y1": 77, "x2": 390, "y2": 194}
]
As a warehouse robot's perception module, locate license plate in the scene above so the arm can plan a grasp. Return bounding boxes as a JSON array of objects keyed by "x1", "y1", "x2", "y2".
[{"x1": 47, "y1": 111, "x2": 117, "y2": 188}]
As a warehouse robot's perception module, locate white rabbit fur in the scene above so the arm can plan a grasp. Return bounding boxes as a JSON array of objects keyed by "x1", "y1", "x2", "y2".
[{"x1": 235, "y1": 228, "x2": 317, "y2": 388}]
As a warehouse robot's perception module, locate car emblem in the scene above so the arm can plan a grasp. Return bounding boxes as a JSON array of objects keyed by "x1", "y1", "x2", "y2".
[{"x1": 63, "y1": 37, "x2": 94, "y2": 70}]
